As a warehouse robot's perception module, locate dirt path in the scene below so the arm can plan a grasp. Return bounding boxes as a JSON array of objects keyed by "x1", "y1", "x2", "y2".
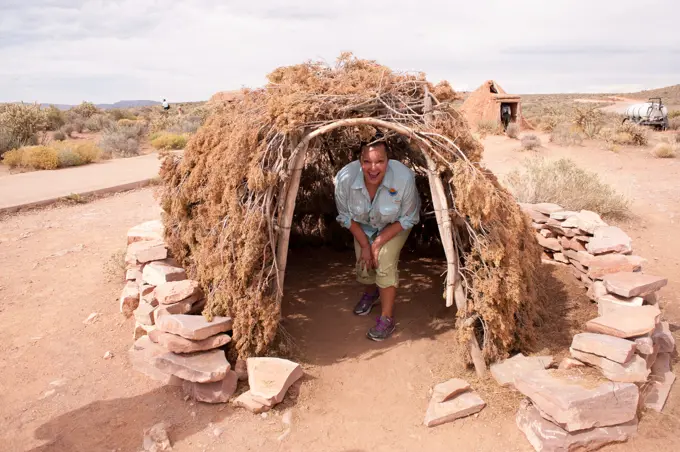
[{"x1": 1, "y1": 136, "x2": 679, "y2": 450}]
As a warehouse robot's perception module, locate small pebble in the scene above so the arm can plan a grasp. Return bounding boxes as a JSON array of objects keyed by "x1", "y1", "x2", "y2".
[
  {"x1": 103, "y1": 351, "x2": 113, "y2": 360},
  {"x1": 261, "y1": 412, "x2": 268, "y2": 419}
]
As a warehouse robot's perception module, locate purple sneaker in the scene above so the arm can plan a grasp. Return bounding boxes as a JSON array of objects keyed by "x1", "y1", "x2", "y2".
[
  {"x1": 367, "y1": 316, "x2": 395, "y2": 341},
  {"x1": 353, "y1": 291, "x2": 380, "y2": 316}
]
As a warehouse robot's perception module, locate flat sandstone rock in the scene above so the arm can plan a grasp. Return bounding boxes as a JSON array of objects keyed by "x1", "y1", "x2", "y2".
[
  {"x1": 586, "y1": 226, "x2": 633, "y2": 255},
  {"x1": 156, "y1": 314, "x2": 232, "y2": 341},
  {"x1": 154, "y1": 280, "x2": 203, "y2": 305},
  {"x1": 516, "y1": 399, "x2": 637, "y2": 452},
  {"x1": 586, "y1": 306, "x2": 660, "y2": 338},
  {"x1": 248, "y1": 357, "x2": 304, "y2": 407},
  {"x1": 587, "y1": 254, "x2": 641, "y2": 280},
  {"x1": 432, "y1": 378, "x2": 471, "y2": 403},
  {"x1": 127, "y1": 239, "x2": 168, "y2": 264},
  {"x1": 644, "y1": 353, "x2": 676, "y2": 412},
  {"x1": 602, "y1": 272, "x2": 668, "y2": 298},
  {"x1": 182, "y1": 370, "x2": 238, "y2": 403},
  {"x1": 513, "y1": 370, "x2": 639, "y2": 432},
  {"x1": 127, "y1": 220, "x2": 164, "y2": 245},
  {"x1": 490, "y1": 353, "x2": 554, "y2": 388},
  {"x1": 571, "y1": 333, "x2": 636, "y2": 364},
  {"x1": 128, "y1": 336, "x2": 183, "y2": 386},
  {"x1": 148, "y1": 329, "x2": 231, "y2": 354},
  {"x1": 120, "y1": 281, "x2": 140, "y2": 318},
  {"x1": 424, "y1": 391, "x2": 486, "y2": 427},
  {"x1": 153, "y1": 349, "x2": 229, "y2": 383},
  {"x1": 570, "y1": 349, "x2": 649, "y2": 383},
  {"x1": 233, "y1": 390, "x2": 271, "y2": 414},
  {"x1": 143, "y1": 260, "x2": 187, "y2": 287}
]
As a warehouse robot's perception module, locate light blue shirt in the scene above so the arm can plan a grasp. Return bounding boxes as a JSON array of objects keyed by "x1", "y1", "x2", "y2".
[{"x1": 334, "y1": 159, "x2": 421, "y2": 241}]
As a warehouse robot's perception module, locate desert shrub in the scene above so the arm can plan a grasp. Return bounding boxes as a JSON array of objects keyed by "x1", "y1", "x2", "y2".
[
  {"x1": 44, "y1": 105, "x2": 65, "y2": 130},
  {"x1": 572, "y1": 105, "x2": 604, "y2": 138},
  {"x1": 169, "y1": 115, "x2": 203, "y2": 134},
  {"x1": 505, "y1": 157, "x2": 630, "y2": 219},
  {"x1": 56, "y1": 148, "x2": 84, "y2": 167},
  {"x1": 53, "y1": 130, "x2": 66, "y2": 141},
  {"x1": 506, "y1": 123, "x2": 519, "y2": 139},
  {"x1": 84, "y1": 114, "x2": 111, "y2": 132},
  {"x1": 99, "y1": 123, "x2": 145, "y2": 157},
  {"x1": 2, "y1": 145, "x2": 59, "y2": 170},
  {"x1": 477, "y1": 119, "x2": 500, "y2": 137},
  {"x1": 520, "y1": 134, "x2": 541, "y2": 150},
  {"x1": 107, "y1": 108, "x2": 136, "y2": 121},
  {"x1": 151, "y1": 133, "x2": 187, "y2": 150},
  {"x1": 0, "y1": 103, "x2": 47, "y2": 150},
  {"x1": 668, "y1": 110, "x2": 680, "y2": 119},
  {"x1": 61, "y1": 124, "x2": 75, "y2": 137},
  {"x1": 652, "y1": 143, "x2": 677, "y2": 158},
  {"x1": 53, "y1": 141, "x2": 102, "y2": 164},
  {"x1": 668, "y1": 117, "x2": 680, "y2": 131},
  {"x1": 675, "y1": 133, "x2": 680, "y2": 144},
  {"x1": 117, "y1": 118, "x2": 138, "y2": 127},
  {"x1": 550, "y1": 123, "x2": 584, "y2": 146},
  {"x1": 70, "y1": 101, "x2": 99, "y2": 118},
  {"x1": 0, "y1": 126, "x2": 21, "y2": 156},
  {"x1": 615, "y1": 122, "x2": 648, "y2": 146},
  {"x1": 68, "y1": 119, "x2": 85, "y2": 134}
]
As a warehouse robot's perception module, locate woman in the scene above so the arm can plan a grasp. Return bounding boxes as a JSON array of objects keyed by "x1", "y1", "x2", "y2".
[{"x1": 334, "y1": 140, "x2": 420, "y2": 341}]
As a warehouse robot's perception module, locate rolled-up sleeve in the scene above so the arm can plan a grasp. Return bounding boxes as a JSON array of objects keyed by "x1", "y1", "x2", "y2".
[
  {"x1": 397, "y1": 176, "x2": 420, "y2": 230},
  {"x1": 334, "y1": 171, "x2": 352, "y2": 229}
]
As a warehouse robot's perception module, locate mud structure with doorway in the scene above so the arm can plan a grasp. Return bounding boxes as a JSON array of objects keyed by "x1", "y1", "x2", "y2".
[{"x1": 158, "y1": 54, "x2": 545, "y2": 376}]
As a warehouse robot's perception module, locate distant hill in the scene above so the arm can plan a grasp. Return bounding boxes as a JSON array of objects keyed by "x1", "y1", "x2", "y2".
[
  {"x1": 626, "y1": 84, "x2": 680, "y2": 105},
  {"x1": 39, "y1": 100, "x2": 162, "y2": 111}
]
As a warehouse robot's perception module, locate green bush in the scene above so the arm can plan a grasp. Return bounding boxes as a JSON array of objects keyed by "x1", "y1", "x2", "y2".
[
  {"x1": 668, "y1": 110, "x2": 680, "y2": 119},
  {"x1": 108, "y1": 108, "x2": 136, "y2": 121},
  {"x1": 99, "y1": 123, "x2": 144, "y2": 157},
  {"x1": 44, "y1": 105, "x2": 65, "y2": 131},
  {"x1": 70, "y1": 101, "x2": 99, "y2": 118},
  {"x1": 505, "y1": 157, "x2": 630, "y2": 219},
  {"x1": 56, "y1": 148, "x2": 84, "y2": 167},
  {"x1": 84, "y1": 114, "x2": 111, "y2": 132},
  {"x1": 151, "y1": 133, "x2": 188, "y2": 150},
  {"x1": 0, "y1": 103, "x2": 47, "y2": 151},
  {"x1": 53, "y1": 141, "x2": 102, "y2": 163},
  {"x1": 53, "y1": 130, "x2": 66, "y2": 141},
  {"x1": 0, "y1": 126, "x2": 21, "y2": 156}
]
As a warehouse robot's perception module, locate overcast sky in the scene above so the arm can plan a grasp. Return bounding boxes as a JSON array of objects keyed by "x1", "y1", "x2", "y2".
[{"x1": 1, "y1": 0, "x2": 678, "y2": 104}]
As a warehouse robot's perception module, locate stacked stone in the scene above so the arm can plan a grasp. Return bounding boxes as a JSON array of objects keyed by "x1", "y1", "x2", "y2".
[
  {"x1": 510, "y1": 203, "x2": 676, "y2": 451},
  {"x1": 123, "y1": 220, "x2": 304, "y2": 408}
]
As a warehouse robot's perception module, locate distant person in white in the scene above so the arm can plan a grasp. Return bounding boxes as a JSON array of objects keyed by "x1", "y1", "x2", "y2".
[{"x1": 162, "y1": 99, "x2": 170, "y2": 111}]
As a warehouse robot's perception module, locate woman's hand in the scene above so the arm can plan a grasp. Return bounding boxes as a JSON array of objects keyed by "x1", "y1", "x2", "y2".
[
  {"x1": 359, "y1": 245, "x2": 374, "y2": 270},
  {"x1": 370, "y1": 237, "x2": 384, "y2": 267}
]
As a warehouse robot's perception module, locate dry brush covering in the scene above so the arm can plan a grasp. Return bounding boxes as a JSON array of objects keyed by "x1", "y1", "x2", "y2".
[{"x1": 159, "y1": 54, "x2": 544, "y2": 363}]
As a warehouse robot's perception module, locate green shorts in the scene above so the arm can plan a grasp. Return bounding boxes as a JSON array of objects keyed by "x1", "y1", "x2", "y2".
[{"x1": 354, "y1": 229, "x2": 410, "y2": 289}]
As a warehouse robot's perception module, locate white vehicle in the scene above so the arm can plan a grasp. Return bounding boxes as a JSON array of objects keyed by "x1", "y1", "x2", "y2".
[{"x1": 623, "y1": 97, "x2": 669, "y2": 130}]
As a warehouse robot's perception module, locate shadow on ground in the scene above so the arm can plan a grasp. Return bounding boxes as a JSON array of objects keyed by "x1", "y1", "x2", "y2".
[{"x1": 28, "y1": 386, "x2": 228, "y2": 452}]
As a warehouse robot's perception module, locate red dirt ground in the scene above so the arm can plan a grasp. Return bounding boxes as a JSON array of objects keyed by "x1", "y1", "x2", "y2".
[{"x1": 0, "y1": 130, "x2": 678, "y2": 451}]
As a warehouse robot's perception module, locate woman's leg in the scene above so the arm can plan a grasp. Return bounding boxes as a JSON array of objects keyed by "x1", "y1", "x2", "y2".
[
  {"x1": 367, "y1": 229, "x2": 410, "y2": 340},
  {"x1": 353, "y1": 238, "x2": 379, "y2": 315}
]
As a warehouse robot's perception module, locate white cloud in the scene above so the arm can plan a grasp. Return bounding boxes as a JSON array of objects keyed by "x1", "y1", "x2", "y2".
[{"x1": 1, "y1": 0, "x2": 678, "y2": 103}]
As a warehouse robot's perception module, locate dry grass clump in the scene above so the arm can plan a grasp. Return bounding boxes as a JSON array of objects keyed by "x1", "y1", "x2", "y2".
[
  {"x1": 151, "y1": 133, "x2": 187, "y2": 150},
  {"x1": 615, "y1": 122, "x2": 649, "y2": 146},
  {"x1": 652, "y1": 142, "x2": 677, "y2": 158},
  {"x1": 520, "y1": 134, "x2": 541, "y2": 150},
  {"x1": 477, "y1": 119, "x2": 500, "y2": 137},
  {"x1": 550, "y1": 123, "x2": 584, "y2": 146},
  {"x1": 505, "y1": 157, "x2": 630, "y2": 219},
  {"x1": 160, "y1": 54, "x2": 544, "y2": 364},
  {"x1": 2, "y1": 141, "x2": 101, "y2": 170},
  {"x1": 668, "y1": 117, "x2": 680, "y2": 131},
  {"x1": 506, "y1": 123, "x2": 519, "y2": 139}
]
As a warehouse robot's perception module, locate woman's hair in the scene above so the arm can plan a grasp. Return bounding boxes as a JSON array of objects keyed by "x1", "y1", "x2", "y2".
[{"x1": 359, "y1": 130, "x2": 391, "y2": 157}]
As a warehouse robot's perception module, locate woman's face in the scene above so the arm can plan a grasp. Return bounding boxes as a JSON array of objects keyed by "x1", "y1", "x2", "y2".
[{"x1": 361, "y1": 144, "x2": 388, "y2": 187}]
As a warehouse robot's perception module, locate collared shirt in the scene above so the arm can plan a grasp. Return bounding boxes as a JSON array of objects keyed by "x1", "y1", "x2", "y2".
[{"x1": 334, "y1": 159, "x2": 420, "y2": 241}]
